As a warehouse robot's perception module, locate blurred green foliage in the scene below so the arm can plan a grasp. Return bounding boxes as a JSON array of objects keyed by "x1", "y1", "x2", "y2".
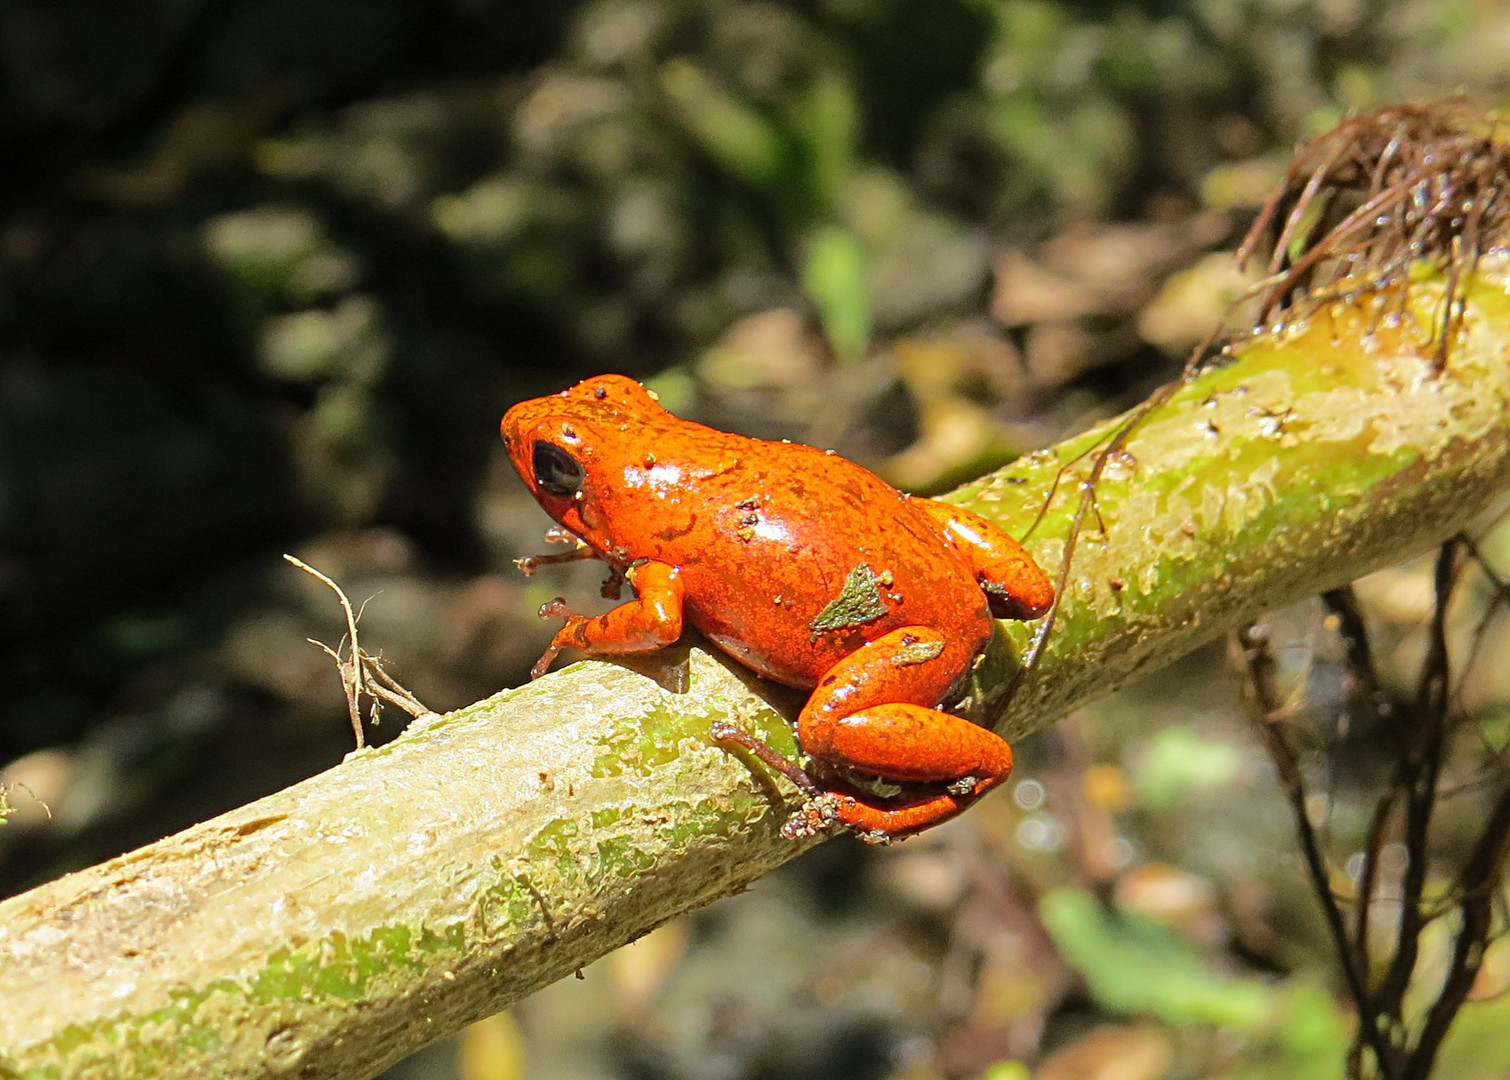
[
  {"x1": 1040, "y1": 886, "x2": 1279, "y2": 1029},
  {"x1": 1131, "y1": 725, "x2": 1243, "y2": 809}
]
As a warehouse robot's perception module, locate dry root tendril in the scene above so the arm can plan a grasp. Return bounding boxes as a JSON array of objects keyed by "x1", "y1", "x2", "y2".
[
  {"x1": 1235, "y1": 98, "x2": 1510, "y2": 366},
  {"x1": 284, "y1": 554, "x2": 435, "y2": 750}
]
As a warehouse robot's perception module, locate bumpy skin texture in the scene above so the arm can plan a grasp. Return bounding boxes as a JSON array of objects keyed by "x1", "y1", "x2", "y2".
[{"x1": 501, "y1": 375, "x2": 1053, "y2": 838}]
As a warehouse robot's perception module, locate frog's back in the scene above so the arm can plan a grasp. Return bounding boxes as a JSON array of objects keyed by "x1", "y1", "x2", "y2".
[{"x1": 617, "y1": 433, "x2": 994, "y2": 690}]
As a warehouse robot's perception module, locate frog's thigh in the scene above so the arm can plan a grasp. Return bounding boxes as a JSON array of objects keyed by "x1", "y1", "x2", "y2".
[
  {"x1": 914, "y1": 499, "x2": 1052, "y2": 618},
  {"x1": 798, "y1": 626, "x2": 1012, "y2": 784}
]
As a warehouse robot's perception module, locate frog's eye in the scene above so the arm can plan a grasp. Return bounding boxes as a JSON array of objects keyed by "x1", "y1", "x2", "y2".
[{"x1": 532, "y1": 441, "x2": 585, "y2": 498}]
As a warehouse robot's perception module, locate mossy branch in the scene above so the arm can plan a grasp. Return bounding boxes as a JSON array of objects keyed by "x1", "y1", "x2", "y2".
[{"x1": 6, "y1": 111, "x2": 1510, "y2": 1080}]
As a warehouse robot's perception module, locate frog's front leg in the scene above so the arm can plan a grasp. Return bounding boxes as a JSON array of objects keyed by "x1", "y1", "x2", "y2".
[
  {"x1": 515, "y1": 525, "x2": 597, "y2": 575},
  {"x1": 793, "y1": 626, "x2": 1014, "y2": 839},
  {"x1": 531, "y1": 561, "x2": 684, "y2": 678}
]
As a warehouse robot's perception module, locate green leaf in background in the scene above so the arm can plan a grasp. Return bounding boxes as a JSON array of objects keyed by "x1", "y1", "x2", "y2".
[
  {"x1": 1426, "y1": 986, "x2": 1510, "y2": 1080},
  {"x1": 801, "y1": 224, "x2": 872, "y2": 362},
  {"x1": 660, "y1": 58, "x2": 790, "y2": 195},
  {"x1": 1267, "y1": 984, "x2": 1350, "y2": 1080},
  {"x1": 1209, "y1": 983, "x2": 1350, "y2": 1080},
  {"x1": 640, "y1": 366, "x2": 697, "y2": 416},
  {"x1": 1131, "y1": 725, "x2": 1242, "y2": 809},
  {"x1": 1040, "y1": 886, "x2": 1272, "y2": 1029},
  {"x1": 791, "y1": 69, "x2": 860, "y2": 211}
]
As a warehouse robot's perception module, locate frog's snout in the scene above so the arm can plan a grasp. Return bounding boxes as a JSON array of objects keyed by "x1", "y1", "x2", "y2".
[
  {"x1": 499, "y1": 407, "x2": 523, "y2": 449},
  {"x1": 499, "y1": 407, "x2": 536, "y2": 486}
]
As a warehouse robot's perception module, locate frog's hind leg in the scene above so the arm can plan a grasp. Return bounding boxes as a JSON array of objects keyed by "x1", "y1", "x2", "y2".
[
  {"x1": 913, "y1": 499, "x2": 1053, "y2": 619},
  {"x1": 793, "y1": 626, "x2": 1014, "y2": 839}
]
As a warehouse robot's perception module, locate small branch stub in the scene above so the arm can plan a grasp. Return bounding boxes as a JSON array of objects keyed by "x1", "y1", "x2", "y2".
[{"x1": 284, "y1": 554, "x2": 438, "y2": 749}]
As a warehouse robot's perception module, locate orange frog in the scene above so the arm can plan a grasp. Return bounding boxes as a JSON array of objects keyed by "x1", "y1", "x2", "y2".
[{"x1": 501, "y1": 374, "x2": 1053, "y2": 839}]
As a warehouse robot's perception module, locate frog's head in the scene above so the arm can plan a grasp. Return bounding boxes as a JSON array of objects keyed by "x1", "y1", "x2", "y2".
[{"x1": 500, "y1": 375, "x2": 666, "y2": 553}]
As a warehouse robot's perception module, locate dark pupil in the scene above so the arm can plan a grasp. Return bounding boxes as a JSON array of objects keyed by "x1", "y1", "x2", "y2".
[{"x1": 532, "y1": 441, "x2": 584, "y2": 497}]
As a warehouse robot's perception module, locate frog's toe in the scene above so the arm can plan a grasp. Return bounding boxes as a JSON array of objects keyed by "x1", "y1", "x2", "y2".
[
  {"x1": 946, "y1": 774, "x2": 983, "y2": 796},
  {"x1": 780, "y1": 793, "x2": 845, "y2": 839},
  {"x1": 537, "y1": 597, "x2": 572, "y2": 619}
]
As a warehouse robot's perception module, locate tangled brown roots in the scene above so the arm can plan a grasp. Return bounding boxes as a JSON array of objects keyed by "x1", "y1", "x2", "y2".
[{"x1": 1237, "y1": 99, "x2": 1510, "y2": 365}]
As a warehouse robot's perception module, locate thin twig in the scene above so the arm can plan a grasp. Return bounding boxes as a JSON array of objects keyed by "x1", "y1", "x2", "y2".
[
  {"x1": 284, "y1": 554, "x2": 435, "y2": 747},
  {"x1": 1409, "y1": 786, "x2": 1510, "y2": 1079},
  {"x1": 1375, "y1": 543, "x2": 1459, "y2": 1031},
  {"x1": 286, "y1": 554, "x2": 369, "y2": 749},
  {"x1": 1236, "y1": 621, "x2": 1394, "y2": 1075},
  {"x1": 1320, "y1": 587, "x2": 1397, "y2": 968}
]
